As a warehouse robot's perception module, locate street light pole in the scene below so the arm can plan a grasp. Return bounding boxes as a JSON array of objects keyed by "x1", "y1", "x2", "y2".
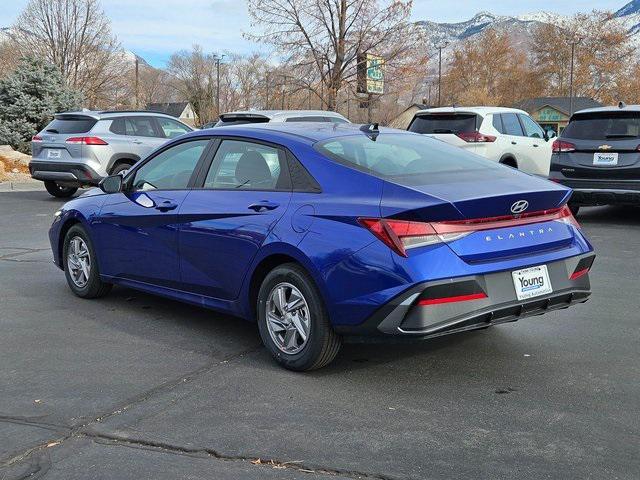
[
  {"x1": 215, "y1": 54, "x2": 225, "y2": 115},
  {"x1": 437, "y1": 43, "x2": 448, "y2": 107},
  {"x1": 569, "y1": 41, "x2": 577, "y2": 115}
]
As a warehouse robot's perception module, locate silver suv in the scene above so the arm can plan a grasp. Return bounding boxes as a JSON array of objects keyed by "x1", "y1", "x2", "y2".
[{"x1": 30, "y1": 110, "x2": 194, "y2": 197}]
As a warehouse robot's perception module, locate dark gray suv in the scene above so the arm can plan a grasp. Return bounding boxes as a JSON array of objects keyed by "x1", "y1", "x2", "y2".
[
  {"x1": 30, "y1": 110, "x2": 193, "y2": 197},
  {"x1": 549, "y1": 104, "x2": 640, "y2": 214}
]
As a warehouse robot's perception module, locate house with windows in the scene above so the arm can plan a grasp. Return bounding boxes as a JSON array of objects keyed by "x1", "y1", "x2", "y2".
[
  {"x1": 515, "y1": 97, "x2": 603, "y2": 135},
  {"x1": 146, "y1": 102, "x2": 198, "y2": 126}
]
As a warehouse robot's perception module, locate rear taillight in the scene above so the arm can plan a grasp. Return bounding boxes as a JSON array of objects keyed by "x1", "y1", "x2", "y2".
[
  {"x1": 456, "y1": 131, "x2": 496, "y2": 143},
  {"x1": 65, "y1": 136, "x2": 108, "y2": 145},
  {"x1": 359, "y1": 205, "x2": 581, "y2": 257},
  {"x1": 32, "y1": 135, "x2": 43, "y2": 142},
  {"x1": 552, "y1": 140, "x2": 575, "y2": 153}
]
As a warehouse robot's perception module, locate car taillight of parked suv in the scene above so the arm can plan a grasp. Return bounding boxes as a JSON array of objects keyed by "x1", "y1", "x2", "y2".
[
  {"x1": 549, "y1": 104, "x2": 640, "y2": 215},
  {"x1": 30, "y1": 110, "x2": 194, "y2": 197}
]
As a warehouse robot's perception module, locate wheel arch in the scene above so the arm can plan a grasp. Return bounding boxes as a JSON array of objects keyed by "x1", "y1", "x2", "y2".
[
  {"x1": 56, "y1": 212, "x2": 93, "y2": 270},
  {"x1": 107, "y1": 154, "x2": 140, "y2": 174},
  {"x1": 242, "y1": 244, "x2": 328, "y2": 321},
  {"x1": 499, "y1": 154, "x2": 518, "y2": 168}
]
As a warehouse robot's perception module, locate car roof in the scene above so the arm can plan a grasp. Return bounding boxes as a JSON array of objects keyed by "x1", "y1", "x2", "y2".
[
  {"x1": 55, "y1": 110, "x2": 185, "y2": 120},
  {"x1": 219, "y1": 110, "x2": 349, "y2": 121},
  {"x1": 414, "y1": 106, "x2": 527, "y2": 116},
  {"x1": 573, "y1": 104, "x2": 640, "y2": 115},
  {"x1": 185, "y1": 122, "x2": 409, "y2": 145}
]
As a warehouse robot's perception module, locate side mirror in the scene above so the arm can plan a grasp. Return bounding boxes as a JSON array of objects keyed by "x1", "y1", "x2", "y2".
[
  {"x1": 545, "y1": 130, "x2": 557, "y2": 141},
  {"x1": 99, "y1": 174, "x2": 123, "y2": 194}
]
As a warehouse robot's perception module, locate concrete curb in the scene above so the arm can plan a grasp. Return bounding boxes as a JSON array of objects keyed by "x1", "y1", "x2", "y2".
[{"x1": 0, "y1": 180, "x2": 44, "y2": 192}]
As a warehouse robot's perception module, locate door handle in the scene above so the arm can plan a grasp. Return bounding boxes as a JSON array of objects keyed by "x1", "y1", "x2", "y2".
[
  {"x1": 132, "y1": 139, "x2": 143, "y2": 144},
  {"x1": 533, "y1": 144, "x2": 539, "y2": 147},
  {"x1": 248, "y1": 201, "x2": 280, "y2": 212},
  {"x1": 511, "y1": 141, "x2": 517, "y2": 145},
  {"x1": 155, "y1": 200, "x2": 178, "y2": 212}
]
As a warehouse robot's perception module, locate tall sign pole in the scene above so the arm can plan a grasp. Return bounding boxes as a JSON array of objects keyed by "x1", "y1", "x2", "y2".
[
  {"x1": 134, "y1": 57, "x2": 139, "y2": 109},
  {"x1": 569, "y1": 41, "x2": 576, "y2": 115},
  {"x1": 436, "y1": 43, "x2": 448, "y2": 107}
]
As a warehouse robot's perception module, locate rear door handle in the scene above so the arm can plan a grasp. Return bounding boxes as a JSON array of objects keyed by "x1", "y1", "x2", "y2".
[
  {"x1": 533, "y1": 144, "x2": 539, "y2": 147},
  {"x1": 248, "y1": 201, "x2": 279, "y2": 212},
  {"x1": 132, "y1": 139, "x2": 143, "y2": 144},
  {"x1": 511, "y1": 141, "x2": 517, "y2": 145},
  {"x1": 155, "y1": 200, "x2": 178, "y2": 212}
]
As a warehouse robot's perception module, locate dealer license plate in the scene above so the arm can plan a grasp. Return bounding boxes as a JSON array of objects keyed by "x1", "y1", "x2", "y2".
[
  {"x1": 47, "y1": 149, "x2": 62, "y2": 159},
  {"x1": 593, "y1": 152, "x2": 618, "y2": 166},
  {"x1": 512, "y1": 265, "x2": 553, "y2": 301}
]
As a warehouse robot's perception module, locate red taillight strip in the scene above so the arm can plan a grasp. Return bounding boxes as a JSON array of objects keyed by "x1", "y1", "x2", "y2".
[
  {"x1": 431, "y1": 207, "x2": 572, "y2": 235},
  {"x1": 418, "y1": 292, "x2": 487, "y2": 306},
  {"x1": 569, "y1": 268, "x2": 590, "y2": 280}
]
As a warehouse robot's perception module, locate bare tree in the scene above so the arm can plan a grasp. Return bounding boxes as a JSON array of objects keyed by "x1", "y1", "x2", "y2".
[
  {"x1": 246, "y1": 0, "x2": 426, "y2": 110},
  {"x1": 11, "y1": 0, "x2": 124, "y2": 107}
]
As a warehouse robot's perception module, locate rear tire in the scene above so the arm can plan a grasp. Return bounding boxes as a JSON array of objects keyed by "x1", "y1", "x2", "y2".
[
  {"x1": 44, "y1": 181, "x2": 78, "y2": 198},
  {"x1": 110, "y1": 162, "x2": 133, "y2": 176},
  {"x1": 62, "y1": 224, "x2": 112, "y2": 299},
  {"x1": 257, "y1": 263, "x2": 341, "y2": 371}
]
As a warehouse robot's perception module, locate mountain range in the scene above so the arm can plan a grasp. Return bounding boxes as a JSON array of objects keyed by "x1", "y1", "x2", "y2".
[{"x1": 417, "y1": 0, "x2": 640, "y2": 59}]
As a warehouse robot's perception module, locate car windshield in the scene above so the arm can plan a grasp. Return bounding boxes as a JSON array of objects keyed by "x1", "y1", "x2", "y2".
[
  {"x1": 563, "y1": 112, "x2": 640, "y2": 140},
  {"x1": 315, "y1": 133, "x2": 501, "y2": 185},
  {"x1": 408, "y1": 114, "x2": 477, "y2": 134}
]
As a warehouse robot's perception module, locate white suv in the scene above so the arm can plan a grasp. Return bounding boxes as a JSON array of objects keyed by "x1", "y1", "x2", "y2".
[{"x1": 408, "y1": 107, "x2": 555, "y2": 176}]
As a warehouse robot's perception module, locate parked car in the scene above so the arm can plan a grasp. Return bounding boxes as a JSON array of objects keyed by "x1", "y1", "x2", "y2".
[
  {"x1": 549, "y1": 104, "x2": 640, "y2": 215},
  {"x1": 408, "y1": 107, "x2": 555, "y2": 176},
  {"x1": 30, "y1": 110, "x2": 194, "y2": 198},
  {"x1": 201, "y1": 110, "x2": 350, "y2": 128},
  {"x1": 49, "y1": 123, "x2": 594, "y2": 371}
]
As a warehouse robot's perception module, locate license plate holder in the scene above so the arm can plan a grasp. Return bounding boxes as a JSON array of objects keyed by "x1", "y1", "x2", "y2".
[
  {"x1": 593, "y1": 152, "x2": 618, "y2": 166},
  {"x1": 512, "y1": 265, "x2": 553, "y2": 301}
]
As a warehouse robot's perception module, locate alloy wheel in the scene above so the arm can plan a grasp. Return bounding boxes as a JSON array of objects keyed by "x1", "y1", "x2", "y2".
[
  {"x1": 266, "y1": 282, "x2": 311, "y2": 354},
  {"x1": 67, "y1": 236, "x2": 91, "y2": 288}
]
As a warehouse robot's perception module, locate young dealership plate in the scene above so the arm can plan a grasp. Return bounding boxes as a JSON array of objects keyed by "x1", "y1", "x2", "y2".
[
  {"x1": 593, "y1": 152, "x2": 618, "y2": 166},
  {"x1": 512, "y1": 265, "x2": 553, "y2": 301}
]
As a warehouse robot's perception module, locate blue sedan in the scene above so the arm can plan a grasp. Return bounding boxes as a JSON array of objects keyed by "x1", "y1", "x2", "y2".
[{"x1": 49, "y1": 123, "x2": 595, "y2": 370}]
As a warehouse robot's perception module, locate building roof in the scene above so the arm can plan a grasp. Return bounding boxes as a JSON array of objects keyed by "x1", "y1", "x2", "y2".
[
  {"x1": 515, "y1": 97, "x2": 603, "y2": 116},
  {"x1": 146, "y1": 102, "x2": 190, "y2": 117}
]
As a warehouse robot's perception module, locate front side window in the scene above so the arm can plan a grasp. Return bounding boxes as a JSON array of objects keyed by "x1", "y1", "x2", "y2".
[
  {"x1": 131, "y1": 140, "x2": 208, "y2": 191},
  {"x1": 204, "y1": 140, "x2": 287, "y2": 190},
  {"x1": 316, "y1": 133, "x2": 501, "y2": 185},
  {"x1": 518, "y1": 114, "x2": 545, "y2": 138},
  {"x1": 501, "y1": 113, "x2": 524, "y2": 136},
  {"x1": 157, "y1": 118, "x2": 192, "y2": 139}
]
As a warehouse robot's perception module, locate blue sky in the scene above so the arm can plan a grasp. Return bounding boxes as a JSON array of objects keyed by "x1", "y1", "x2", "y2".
[{"x1": 0, "y1": 0, "x2": 626, "y2": 67}]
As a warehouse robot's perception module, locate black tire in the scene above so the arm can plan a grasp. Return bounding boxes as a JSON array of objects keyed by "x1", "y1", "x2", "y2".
[
  {"x1": 62, "y1": 224, "x2": 112, "y2": 299},
  {"x1": 569, "y1": 203, "x2": 580, "y2": 216},
  {"x1": 500, "y1": 158, "x2": 518, "y2": 169},
  {"x1": 257, "y1": 263, "x2": 341, "y2": 371},
  {"x1": 44, "y1": 181, "x2": 78, "y2": 198},
  {"x1": 110, "y1": 162, "x2": 133, "y2": 176}
]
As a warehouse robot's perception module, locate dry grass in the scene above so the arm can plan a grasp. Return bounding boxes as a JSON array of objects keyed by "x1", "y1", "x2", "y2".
[{"x1": 0, "y1": 160, "x2": 7, "y2": 182}]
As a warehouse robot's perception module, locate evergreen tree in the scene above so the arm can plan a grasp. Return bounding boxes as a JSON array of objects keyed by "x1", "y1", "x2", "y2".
[{"x1": 0, "y1": 57, "x2": 81, "y2": 153}]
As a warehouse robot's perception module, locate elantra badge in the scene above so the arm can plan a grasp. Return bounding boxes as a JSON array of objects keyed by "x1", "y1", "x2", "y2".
[{"x1": 510, "y1": 200, "x2": 529, "y2": 214}]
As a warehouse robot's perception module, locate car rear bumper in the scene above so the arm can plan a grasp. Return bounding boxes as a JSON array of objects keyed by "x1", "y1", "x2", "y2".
[
  {"x1": 334, "y1": 253, "x2": 594, "y2": 337},
  {"x1": 550, "y1": 176, "x2": 640, "y2": 206},
  {"x1": 29, "y1": 161, "x2": 102, "y2": 186}
]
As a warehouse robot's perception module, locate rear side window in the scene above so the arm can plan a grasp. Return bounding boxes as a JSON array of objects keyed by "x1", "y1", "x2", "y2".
[
  {"x1": 492, "y1": 114, "x2": 504, "y2": 133},
  {"x1": 408, "y1": 114, "x2": 477, "y2": 134},
  {"x1": 316, "y1": 133, "x2": 501, "y2": 184},
  {"x1": 501, "y1": 113, "x2": 524, "y2": 136},
  {"x1": 204, "y1": 140, "x2": 289, "y2": 190},
  {"x1": 110, "y1": 117, "x2": 158, "y2": 137},
  {"x1": 45, "y1": 116, "x2": 96, "y2": 134},
  {"x1": 563, "y1": 112, "x2": 640, "y2": 140}
]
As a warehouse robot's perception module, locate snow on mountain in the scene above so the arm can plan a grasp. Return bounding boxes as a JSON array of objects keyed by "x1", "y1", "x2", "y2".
[{"x1": 417, "y1": 1, "x2": 640, "y2": 63}]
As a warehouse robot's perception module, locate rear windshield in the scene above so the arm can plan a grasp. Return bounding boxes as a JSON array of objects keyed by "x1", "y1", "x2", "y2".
[
  {"x1": 215, "y1": 116, "x2": 270, "y2": 127},
  {"x1": 315, "y1": 133, "x2": 500, "y2": 184},
  {"x1": 408, "y1": 113, "x2": 477, "y2": 134},
  {"x1": 45, "y1": 116, "x2": 96, "y2": 134},
  {"x1": 563, "y1": 112, "x2": 640, "y2": 140}
]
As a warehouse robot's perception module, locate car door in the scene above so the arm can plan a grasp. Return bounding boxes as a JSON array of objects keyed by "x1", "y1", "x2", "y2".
[
  {"x1": 94, "y1": 138, "x2": 212, "y2": 289},
  {"x1": 178, "y1": 138, "x2": 292, "y2": 300},
  {"x1": 498, "y1": 113, "x2": 529, "y2": 166},
  {"x1": 518, "y1": 113, "x2": 551, "y2": 176}
]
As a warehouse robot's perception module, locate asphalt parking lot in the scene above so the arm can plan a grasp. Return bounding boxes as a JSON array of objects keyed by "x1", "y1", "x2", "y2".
[{"x1": 0, "y1": 187, "x2": 638, "y2": 480}]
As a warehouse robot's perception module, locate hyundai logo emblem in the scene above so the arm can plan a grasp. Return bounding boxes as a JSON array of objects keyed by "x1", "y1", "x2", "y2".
[{"x1": 510, "y1": 200, "x2": 529, "y2": 214}]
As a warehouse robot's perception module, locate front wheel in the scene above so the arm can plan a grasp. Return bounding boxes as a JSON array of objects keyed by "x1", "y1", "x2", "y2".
[
  {"x1": 257, "y1": 263, "x2": 341, "y2": 371},
  {"x1": 62, "y1": 225, "x2": 112, "y2": 299},
  {"x1": 44, "y1": 181, "x2": 78, "y2": 198}
]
